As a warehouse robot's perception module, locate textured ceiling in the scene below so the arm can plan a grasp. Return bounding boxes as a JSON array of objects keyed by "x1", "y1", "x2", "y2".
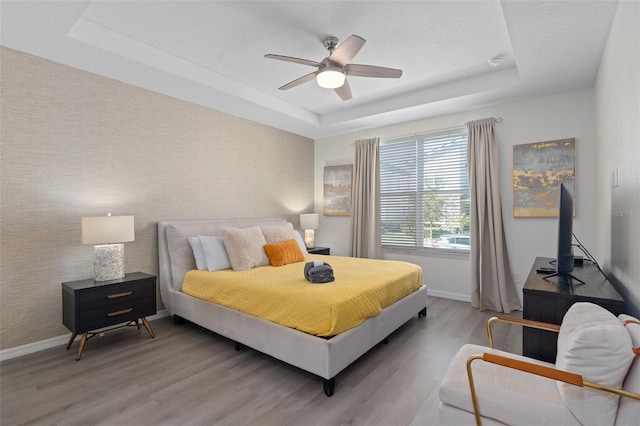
[{"x1": 1, "y1": 1, "x2": 618, "y2": 139}]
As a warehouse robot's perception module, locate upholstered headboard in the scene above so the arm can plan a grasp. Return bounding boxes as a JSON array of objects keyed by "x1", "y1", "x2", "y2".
[
  {"x1": 158, "y1": 218, "x2": 288, "y2": 291},
  {"x1": 157, "y1": 218, "x2": 288, "y2": 311}
]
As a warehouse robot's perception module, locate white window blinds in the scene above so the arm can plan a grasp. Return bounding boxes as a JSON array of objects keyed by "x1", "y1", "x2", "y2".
[{"x1": 380, "y1": 127, "x2": 470, "y2": 252}]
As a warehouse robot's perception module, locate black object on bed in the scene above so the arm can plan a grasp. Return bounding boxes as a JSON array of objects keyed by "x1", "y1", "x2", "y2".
[{"x1": 304, "y1": 261, "x2": 335, "y2": 283}]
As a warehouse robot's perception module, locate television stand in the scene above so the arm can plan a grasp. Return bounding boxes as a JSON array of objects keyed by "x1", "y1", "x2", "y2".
[{"x1": 523, "y1": 257, "x2": 624, "y2": 362}]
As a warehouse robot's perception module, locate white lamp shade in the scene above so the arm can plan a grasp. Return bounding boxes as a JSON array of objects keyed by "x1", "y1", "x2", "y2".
[
  {"x1": 82, "y1": 215, "x2": 135, "y2": 244},
  {"x1": 316, "y1": 67, "x2": 346, "y2": 89},
  {"x1": 300, "y1": 213, "x2": 320, "y2": 230}
]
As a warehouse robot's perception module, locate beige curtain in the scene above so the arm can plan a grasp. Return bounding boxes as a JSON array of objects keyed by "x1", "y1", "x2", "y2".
[
  {"x1": 466, "y1": 118, "x2": 521, "y2": 312},
  {"x1": 349, "y1": 137, "x2": 382, "y2": 259}
]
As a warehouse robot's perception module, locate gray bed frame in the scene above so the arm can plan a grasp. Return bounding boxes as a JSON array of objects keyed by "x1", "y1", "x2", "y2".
[{"x1": 158, "y1": 218, "x2": 428, "y2": 396}]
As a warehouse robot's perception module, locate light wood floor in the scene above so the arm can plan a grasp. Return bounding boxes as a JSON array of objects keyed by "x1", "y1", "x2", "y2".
[{"x1": 1, "y1": 297, "x2": 522, "y2": 425}]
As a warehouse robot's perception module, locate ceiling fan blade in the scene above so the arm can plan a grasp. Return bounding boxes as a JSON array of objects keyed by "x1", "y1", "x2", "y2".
[
  {"x1": 278, "y1": 71, "x2": 317, "y2": 90},
  {"x1": 329, "y1": 35, "x2": 365, "y2": 66},
  {"x1": 265, "y1": 54, "x2": 321, "y2": 68},
  {"x1": 335, "y1": 79, "x2": 352, "y2": 101},
  {"x1": 345, "y1": 64, "x2": 403, "y2": 78}
]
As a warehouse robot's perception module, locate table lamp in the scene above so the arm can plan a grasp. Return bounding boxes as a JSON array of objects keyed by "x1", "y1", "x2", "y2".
[
  {"x1": 299, "y1": 213, "x2": 319, "y2": 249},
  {"x1": 82, "y1": 214, "x2": 135, "y2": 281}
]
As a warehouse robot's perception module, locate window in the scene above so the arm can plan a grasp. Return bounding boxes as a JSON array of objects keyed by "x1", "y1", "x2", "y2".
[{"x1": 380, "y1": 127, "x2": 470, "y2": 253}]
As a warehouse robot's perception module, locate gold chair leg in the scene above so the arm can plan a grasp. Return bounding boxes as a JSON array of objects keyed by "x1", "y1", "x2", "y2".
[
  {"x1": 141, "y1": 317, "x2": 155, "y2": 338},
  {"x1": 76, "y1": 332, "x2": 88, "y2": 361},
  {"x1": 467, "y1": 355, "x2": 484, "y2": 426},
  {"x1": 66, "y1": 333, "x2": 77, "y2": 350}
]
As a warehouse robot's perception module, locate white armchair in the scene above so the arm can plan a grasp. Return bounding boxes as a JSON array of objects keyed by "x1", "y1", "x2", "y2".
[{"x1": 439, "y1": 302, "x2": 640, "y2": 425}]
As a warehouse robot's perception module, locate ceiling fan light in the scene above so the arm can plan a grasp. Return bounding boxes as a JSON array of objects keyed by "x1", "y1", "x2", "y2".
[{"x1": 317, "y1": 68, "x2": 345, "y2": 89}]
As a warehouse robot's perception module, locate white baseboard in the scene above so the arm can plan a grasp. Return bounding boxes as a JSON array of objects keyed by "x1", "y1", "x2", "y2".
[
  {"x1": 0, "y1": 310, "x2": 170, "y2": 362},
  {"x1": 427, "y1": 289, "x2": 471, "y2": 303}
]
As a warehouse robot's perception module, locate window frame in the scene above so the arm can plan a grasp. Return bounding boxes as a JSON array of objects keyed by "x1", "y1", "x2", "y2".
[{"x1": 379, "y1": 126, "x2": 471, "y2": 258}]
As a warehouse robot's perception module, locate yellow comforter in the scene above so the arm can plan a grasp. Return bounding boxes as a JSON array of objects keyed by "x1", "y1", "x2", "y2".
[{"x1": 181, "y1": 255, "x2": 423, "y2": 336}]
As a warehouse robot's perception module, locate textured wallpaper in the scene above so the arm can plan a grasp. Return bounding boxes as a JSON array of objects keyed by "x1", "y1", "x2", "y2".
[{"x1": 0, "y1": 47, "x2": 314, "y2": 350}]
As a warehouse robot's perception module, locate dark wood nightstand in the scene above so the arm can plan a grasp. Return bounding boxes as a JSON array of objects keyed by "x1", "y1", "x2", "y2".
[
  {"x1": 307, "y1": 246, "x2": 330, "y2": 255},
  {"x1": 62, "y1": 272, "x2": 157, "y2": 360}
]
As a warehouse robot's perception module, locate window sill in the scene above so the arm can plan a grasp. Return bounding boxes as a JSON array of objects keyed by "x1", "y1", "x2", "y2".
[{"x1": 383, "y1": 246, "x2": 470, "y2": 260}]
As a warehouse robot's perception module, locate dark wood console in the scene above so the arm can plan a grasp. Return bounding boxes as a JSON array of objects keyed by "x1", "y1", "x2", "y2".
[{"x1": 522, "y1": 256, "x2": 625, "y2": 362}]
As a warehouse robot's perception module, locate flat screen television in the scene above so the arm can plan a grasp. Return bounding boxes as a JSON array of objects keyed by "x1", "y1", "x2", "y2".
[
  {"x1": 556, "y1": 183, "x2": 574, "y2": 274},
  {"x1": 544, "y1": 183, "x2": 584, "y2": 285}
]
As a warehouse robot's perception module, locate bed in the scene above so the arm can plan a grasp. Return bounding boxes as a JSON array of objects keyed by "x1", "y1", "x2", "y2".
[{"x1": 158, "y1": 218, "x2": 428, "y2": 396}]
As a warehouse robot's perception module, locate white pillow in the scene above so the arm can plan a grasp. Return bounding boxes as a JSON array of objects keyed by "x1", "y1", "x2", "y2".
[
  {"x1": 221, "y1": 226, "x2": 269, "y2": 271},
  {"x1": 198, "y1": 235, "x2": 231, "y2": 272},
  {"x1": 261, "y1": 223, "x2": 308, "y2": 255},
  {"x1": 187, "y1": 237, "x2": 207, "y2": 270},
  {"x1": 556, "y1": 302, "x2": 634, "y2": 426}
]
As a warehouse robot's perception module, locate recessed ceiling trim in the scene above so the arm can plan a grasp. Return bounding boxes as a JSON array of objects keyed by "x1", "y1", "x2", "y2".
[
  {"x1": 66, "y1": 16, "x2": 320, "y2": 126},
  {"x1": 320, "y1": 66, "x2": 521, "y2": 126}
]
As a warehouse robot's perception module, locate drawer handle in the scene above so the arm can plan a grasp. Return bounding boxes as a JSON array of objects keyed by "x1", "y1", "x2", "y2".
[
  {"x1": 107, "y1": 308, "x2": 133, "y2": 317},
  {"x1": 107, "y1": 291, "x2": 132, "y2": 299}
]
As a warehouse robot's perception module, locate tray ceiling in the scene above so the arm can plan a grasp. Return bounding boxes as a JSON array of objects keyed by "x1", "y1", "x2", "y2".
[{"x1": 1, "y1": 1, "x2": 618, "y2": 139}]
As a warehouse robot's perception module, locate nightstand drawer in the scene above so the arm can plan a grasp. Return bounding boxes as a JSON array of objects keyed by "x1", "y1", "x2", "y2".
[
  {"x1": 78, "y1": 296, "x2": 156, "y2": 332},
  {"x1": 77, "y1": 279, "x2": 154, "y2": 307}
]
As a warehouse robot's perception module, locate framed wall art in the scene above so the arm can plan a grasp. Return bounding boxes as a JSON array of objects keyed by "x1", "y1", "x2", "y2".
[
  {"x1": 323, "y1": 164, "x2": 352, "y2": 216},
  {"x1": 513, "y1": 138, "x2": 576, "y2": 217}
]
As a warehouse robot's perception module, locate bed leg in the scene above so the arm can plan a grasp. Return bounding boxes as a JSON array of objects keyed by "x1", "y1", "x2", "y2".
[
  {"x1": 234, "y1": 342, "x2": 243, "y2": 351},
  {"x1": 172, "y1": 315, "x2": 185, "y2": 325},
  {"x1": 418, "y1": 307, "x2": 427, "y2": 318},
  {"x1": 323, "y1": 378, "x2": 335, "y2": 397}
]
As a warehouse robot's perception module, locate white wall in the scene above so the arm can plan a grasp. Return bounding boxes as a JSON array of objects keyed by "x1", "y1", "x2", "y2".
[
  {"x1": 314, "y1": 88, "x2": 597, "y2": 302},
  {"x1": 594, "y1": 0, "x2": 640, "y2": 315}
]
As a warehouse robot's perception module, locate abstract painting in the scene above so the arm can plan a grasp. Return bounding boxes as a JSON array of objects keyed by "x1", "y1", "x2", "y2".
[
  {"x1": 513, "y1": 138, "x2": 575, "y2": 217},
  {"x1": 323, "y1": 164, "x2": 352, "y2": 216}
]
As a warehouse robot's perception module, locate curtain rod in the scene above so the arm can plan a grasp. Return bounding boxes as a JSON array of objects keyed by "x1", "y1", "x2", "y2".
[
  {"x1": 372, "y1": 117, "x2": 503, "y2": 145},
  {"x1": 350, "y1": 117, "x2": 503, "y2": 146}
]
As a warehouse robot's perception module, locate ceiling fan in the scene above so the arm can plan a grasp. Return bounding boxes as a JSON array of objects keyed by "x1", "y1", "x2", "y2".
[{"x1": 265, "y1": 35, "x2": 403, "y2": 101}]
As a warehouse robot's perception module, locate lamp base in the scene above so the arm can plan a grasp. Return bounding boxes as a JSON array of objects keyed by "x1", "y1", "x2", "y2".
[
  {"x1": 304, "y1": 229, "x2": 315, "y2": 249},
  {"x1": 93, "y1": 244, "x2": 125, "y2": 281}
]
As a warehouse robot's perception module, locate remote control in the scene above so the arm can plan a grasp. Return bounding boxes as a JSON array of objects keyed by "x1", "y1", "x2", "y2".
[{"x1": 536, "y1": 267, "x2": 556, "y2": 274}]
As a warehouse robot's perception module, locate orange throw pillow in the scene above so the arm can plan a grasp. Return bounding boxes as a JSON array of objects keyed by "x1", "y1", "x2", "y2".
[{"x1": 263, "y1": 239, "x2": 304, "y2": 267}]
